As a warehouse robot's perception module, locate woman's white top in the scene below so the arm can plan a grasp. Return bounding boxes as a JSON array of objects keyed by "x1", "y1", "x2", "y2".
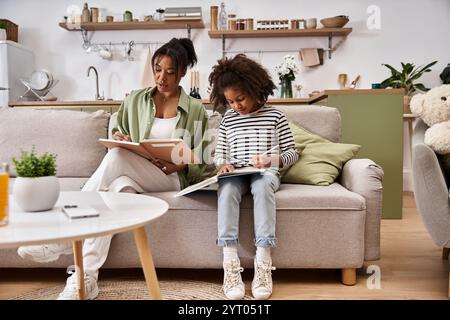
[{"x1": 149, "y1": 116, "x2": 177, "y2": 139}]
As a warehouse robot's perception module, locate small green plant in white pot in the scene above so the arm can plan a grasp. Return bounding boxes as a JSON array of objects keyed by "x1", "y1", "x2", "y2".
[{"x1": 12, "y1": 147, "x2": 59, "y2": 212}]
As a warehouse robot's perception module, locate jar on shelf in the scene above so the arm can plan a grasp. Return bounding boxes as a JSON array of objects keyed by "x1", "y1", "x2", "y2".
[
  {"x1": 236, "y1": 19, "x2": 245, "y2": 30},
  {"x1": 245, "y1": 18, "x2": 254, "y2": 30},
  {"x1": 227, "y1": 14, "x2": 237, "y2": 30},
  {"x1": 81, "y1": 3, "x2": 90, "y2": 23},
  {"x1": 90, "y1": 7, "x2": 99, "y2": 23},
  {"x1": 210, "y1": 6, "x2": 218, "y2": 31},
  {"x1": 154, "y1": 8, "x2": 165, "y2": 21}
]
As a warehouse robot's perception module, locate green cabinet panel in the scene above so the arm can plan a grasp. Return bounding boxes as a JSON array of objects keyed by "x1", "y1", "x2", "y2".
[{"x1": 324, "y1": 93, "x2": 404, "y2": 219}]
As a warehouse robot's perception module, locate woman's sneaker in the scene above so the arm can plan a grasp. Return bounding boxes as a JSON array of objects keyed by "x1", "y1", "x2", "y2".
[
  {"x1": 17, "y1": 243, "x2": 73, "y2": 263},
  {"x1": 57, "y1": 273, "x2": 99, "y2": 300},
  {"x1": 223, "y1": 259, "x2": 245, "y2": 300},
  {"x1": 251, "y1": 258, "x2": 275, "y2": 300}
]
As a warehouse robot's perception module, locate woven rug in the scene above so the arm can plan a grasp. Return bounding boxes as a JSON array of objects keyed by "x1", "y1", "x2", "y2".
[{"x1": 11, "y1": 280, "x2": 253, "y2": 300}]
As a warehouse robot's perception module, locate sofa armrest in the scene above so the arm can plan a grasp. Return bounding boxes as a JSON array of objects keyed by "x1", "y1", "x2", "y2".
[
  {"x1": 412, "y1": 143, "x2": 450, "y2": 247},
  {"x1": 340, "y1": 158, "x2": 384, "y2": 261}
]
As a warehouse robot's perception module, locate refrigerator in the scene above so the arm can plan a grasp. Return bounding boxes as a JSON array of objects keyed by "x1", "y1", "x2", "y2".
[{"x1": 0, "y1": 40, "x2": 35, "y2": 108}]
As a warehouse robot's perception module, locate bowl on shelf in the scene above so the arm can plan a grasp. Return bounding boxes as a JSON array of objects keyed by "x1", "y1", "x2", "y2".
[{"x1": 320, "y1": 15, "x2": 349, "y2": 28}]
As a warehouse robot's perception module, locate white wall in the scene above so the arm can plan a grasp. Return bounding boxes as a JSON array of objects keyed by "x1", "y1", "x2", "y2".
[
  {"x1": 1, "y1": 0, "x2": 448, "y2": 100},
  {"x1": 1, "y1": 0, "x2": 449, "y2": 190}
]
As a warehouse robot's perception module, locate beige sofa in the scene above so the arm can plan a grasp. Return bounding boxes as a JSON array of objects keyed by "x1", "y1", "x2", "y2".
[{"x1": 0, "y1": 105, "x2": 383, "y2": 285}]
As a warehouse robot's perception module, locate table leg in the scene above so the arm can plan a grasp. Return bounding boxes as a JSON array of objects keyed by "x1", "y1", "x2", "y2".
[
  {"x1": 72, "y1": 240, "x2": 85, "y2": 300},
  {"x1": 133, "y1": 227, "x2": 161, "y2": 300}
]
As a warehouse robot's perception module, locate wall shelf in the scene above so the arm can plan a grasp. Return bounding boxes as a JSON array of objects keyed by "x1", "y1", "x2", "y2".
[
  {"x1": 208, "y1": 28, "x2": 352, "y2": 59},
  {"x1": 208, "y1": 28, "x2": 351, "y2": 38},
  {"x1": 59, "y1": 20, "x2": 204, "y2": 42},
  {"x1": 59, "y1": 20, "x2": 205, "y2": 31}
]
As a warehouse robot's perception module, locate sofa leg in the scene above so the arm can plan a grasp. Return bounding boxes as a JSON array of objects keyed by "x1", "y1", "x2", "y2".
[
  {"x1": 442, "y1": 247, "x2": 450, "y2": 260},
  {"x1": 341, "y1": 268, "x2": 357, "y2": 286}
]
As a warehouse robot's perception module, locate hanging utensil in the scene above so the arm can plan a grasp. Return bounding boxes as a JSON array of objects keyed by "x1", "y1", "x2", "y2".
[
  {"x1": 349, "y1": 75, "x2": 360, "y2": 89},
  {"x1": 189, "y1": 70, "x2": 196, "y2": 98},
  {"x1": 195, "y1": 71, "x2": 201, "y2": 99}
]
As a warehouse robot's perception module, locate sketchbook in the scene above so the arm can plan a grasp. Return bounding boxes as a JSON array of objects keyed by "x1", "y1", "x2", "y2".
[
  {"x1": 175, "y1": 167, "x2": 267, "y2": 197},
  {"x1": 98, "y1": 138, "x2": 197, "y2": 164}
]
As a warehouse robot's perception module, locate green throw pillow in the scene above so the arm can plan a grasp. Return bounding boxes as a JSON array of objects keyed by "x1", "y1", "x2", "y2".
[{"x1": 282, "y1": 121, "x2": 360, "y2": 186}]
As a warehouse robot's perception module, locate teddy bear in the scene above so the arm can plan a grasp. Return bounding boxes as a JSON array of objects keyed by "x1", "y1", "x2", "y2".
[{"x1": 410, "y1": 84, "x2": 450, "y2": 179}]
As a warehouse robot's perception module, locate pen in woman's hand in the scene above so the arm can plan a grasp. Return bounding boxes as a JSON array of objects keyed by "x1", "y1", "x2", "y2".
[{"x1": 112, "y1": 131, "x2": 131, "y2": 142}]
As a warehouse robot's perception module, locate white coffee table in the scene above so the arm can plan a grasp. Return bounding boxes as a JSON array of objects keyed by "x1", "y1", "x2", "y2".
[{"x1": 0, "y1": 191, "x2": 169, "y2": 300}]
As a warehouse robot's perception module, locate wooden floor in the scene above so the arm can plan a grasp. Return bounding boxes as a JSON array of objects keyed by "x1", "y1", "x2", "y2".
[{"x1": 1, "y1": 193, "x2": 448, "y2": 300}]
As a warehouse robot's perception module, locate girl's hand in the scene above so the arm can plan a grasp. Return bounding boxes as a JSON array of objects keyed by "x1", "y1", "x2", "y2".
[
  {"x1": 218, "y1": 164, "x2": 235, "y2": 174},
  {"x1": 112, "y1": 131, "x2": 131, "y2": 142},
  {"x1": 251, "y1": 154, "x2": 280, "y2": 169}
]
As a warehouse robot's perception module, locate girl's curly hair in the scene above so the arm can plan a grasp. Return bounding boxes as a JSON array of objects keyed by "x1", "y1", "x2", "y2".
[{"x1": 208, "y1": 54, "x2": 276, "y2": 112}]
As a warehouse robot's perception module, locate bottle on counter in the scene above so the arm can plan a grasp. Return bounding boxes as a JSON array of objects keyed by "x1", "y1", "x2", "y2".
[
  {"x1": 219, "y1": 2, "x2": 227, "y2": 30},
  {"x1": 0, "y1": 163, "x2": 9, "y2": 227}
]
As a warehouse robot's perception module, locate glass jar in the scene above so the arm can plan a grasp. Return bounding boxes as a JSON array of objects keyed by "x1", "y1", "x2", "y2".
[
  {"x1": 210, "y1": 6, "x2": 218, "y2": 31},
  {"x1": 154, "y1": 8, "x2": 165, "y2": 22},
  {"x1": 245, "y1": 18, "x2": 254, "y2": 30},
  {"x1": 0, "y1": 163, "x2": 9, "y2": 227},
  {"x1": 227, "y1": 14, "x2": 237, "y2": 30},
  {"x1": 236, "y1": 19, "x2": 245, "y2": 30}
]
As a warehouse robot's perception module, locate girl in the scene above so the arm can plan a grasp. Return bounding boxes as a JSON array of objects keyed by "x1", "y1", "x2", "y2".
[{"x1": 208, "y1": 54, "x2": 299, "y2": 300}]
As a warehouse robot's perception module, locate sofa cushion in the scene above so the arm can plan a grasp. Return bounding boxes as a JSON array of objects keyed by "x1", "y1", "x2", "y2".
[
  {"x1": 0, "y1": 109, "x2": 110, "y2": 177},
  {"x1": 276, "y1": 105, "x2": 341, "y2": 142},
  {"x1": 149, "y1": 182, "x2": 365, "y2": 211},
  {"x1": 282, "y1": 122, "x2": 360, "y2": 185}
]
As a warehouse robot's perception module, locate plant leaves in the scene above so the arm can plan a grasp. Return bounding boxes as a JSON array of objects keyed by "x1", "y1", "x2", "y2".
[{"x1": 413, "y1": 83, "x2": 430, "y2": 92}]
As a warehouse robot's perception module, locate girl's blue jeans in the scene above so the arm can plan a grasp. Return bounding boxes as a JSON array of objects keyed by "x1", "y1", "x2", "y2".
[{"x1": 216, "y1": 171, "x2": 280, "y2": 248}]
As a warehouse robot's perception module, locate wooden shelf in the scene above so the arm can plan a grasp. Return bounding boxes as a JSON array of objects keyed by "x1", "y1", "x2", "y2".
[
  {"x1": 59, "y1": 20, "x2": 205, "y2": 31},
  {"x1": 208, "y1": 28, "x2": 352, "y2": 38}
]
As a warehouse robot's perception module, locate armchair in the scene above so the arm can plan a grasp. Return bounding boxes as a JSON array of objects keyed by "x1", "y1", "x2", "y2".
[{"x1": 412, "y1": 119, "x2": 450, "y2": 298}]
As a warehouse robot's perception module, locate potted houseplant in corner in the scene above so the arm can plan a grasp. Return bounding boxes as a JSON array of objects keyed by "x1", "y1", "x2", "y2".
[
  {"x1": 380, "y1": 61, "x2": 437, "y2": 113},
  {"x1": 12, "y1": 147, "x2": 59, "y2": 212}
]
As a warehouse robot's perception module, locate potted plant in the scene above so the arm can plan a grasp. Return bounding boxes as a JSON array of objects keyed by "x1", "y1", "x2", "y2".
[
  {"x1": 380, "y1": 61, "x2": 437, "y2": 113},
  {"x1": 12, "y1": 147, "x2": 59, "y2": 212}
]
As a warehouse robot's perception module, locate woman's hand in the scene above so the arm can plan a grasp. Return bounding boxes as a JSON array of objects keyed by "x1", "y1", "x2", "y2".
[
  {"x1": 218, "y1": 164, "x2": 235, "y2": 174},
  {"x1": 250, "y1": 154, "x2": 281, "y2": 169},
  {"x1": 112, "y1": 131, "x2": 131, "y2": 142},
  {"x1": 151, "y1": 158, "x2": 186, "y2": 175}
]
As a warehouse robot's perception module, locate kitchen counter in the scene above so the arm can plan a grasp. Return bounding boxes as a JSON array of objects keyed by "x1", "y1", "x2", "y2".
[
  {"x1": 9, "y1": 100, "x2": 122, "y2": 108},
  {"x1": 8, "y1": 95, "x2": 324, "y2": 110}
]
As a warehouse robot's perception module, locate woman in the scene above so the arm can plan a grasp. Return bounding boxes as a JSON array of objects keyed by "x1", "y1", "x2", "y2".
[{"x1": 17, "y1": 38, "x2": 209, "y2": 300}]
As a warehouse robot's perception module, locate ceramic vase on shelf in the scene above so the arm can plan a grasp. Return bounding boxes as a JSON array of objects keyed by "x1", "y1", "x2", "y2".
[{"x1": 279, "y1": 79, "x2": 293, "y2": 99}]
